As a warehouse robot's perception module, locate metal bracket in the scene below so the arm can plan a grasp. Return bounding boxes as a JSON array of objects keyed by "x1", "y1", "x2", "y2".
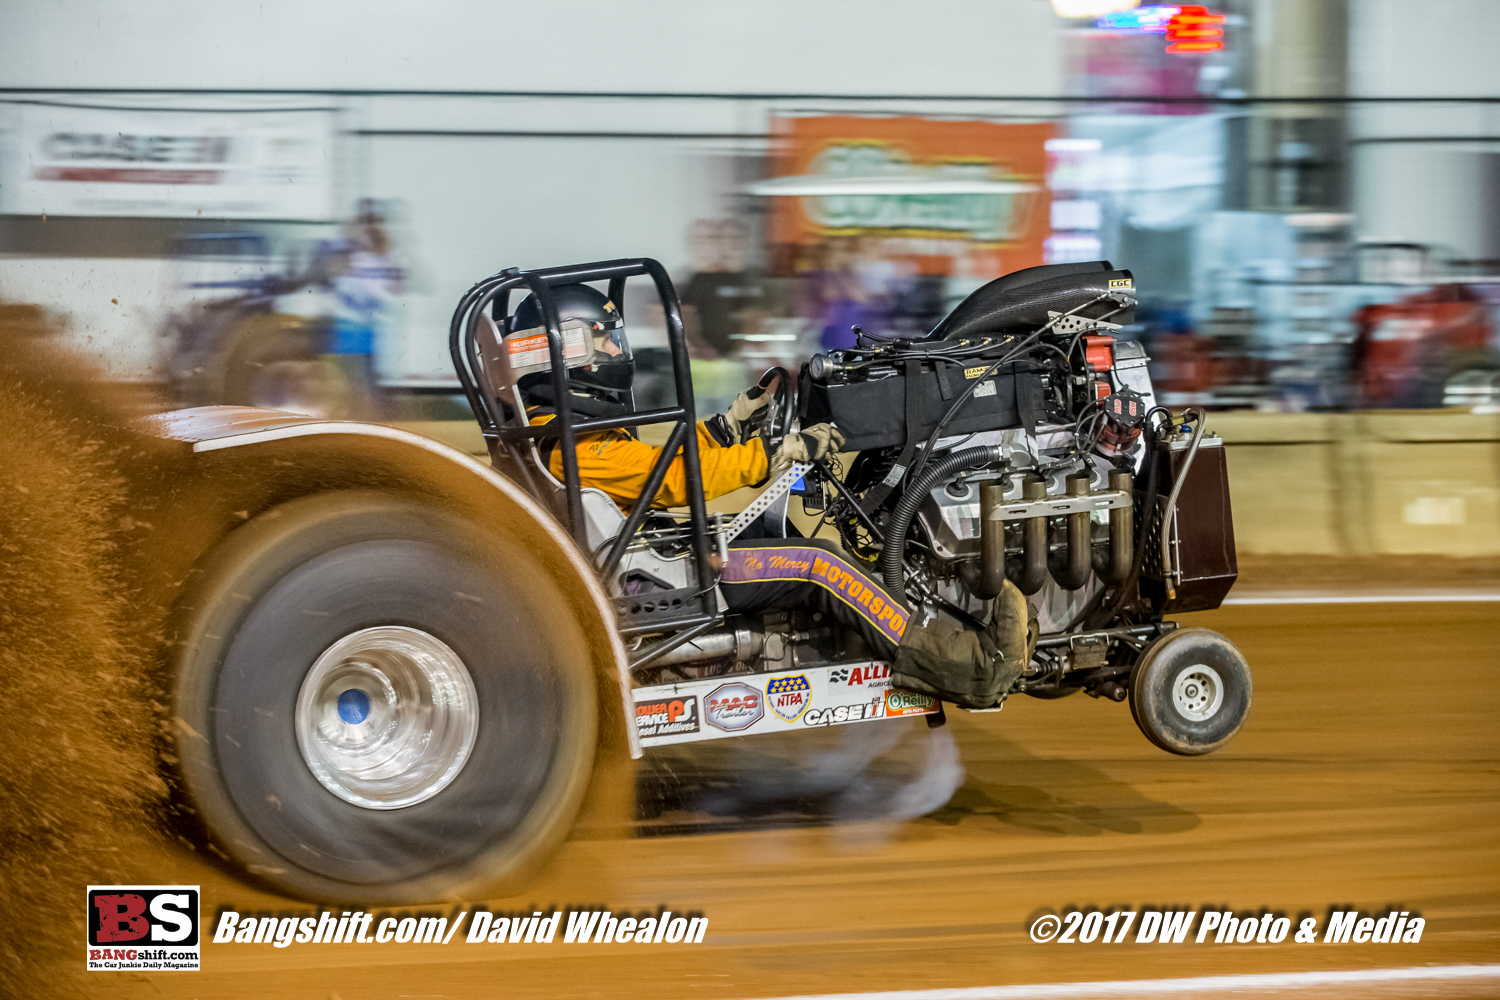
[
  {"x1": 1034, "y1": 621, "x2": 1176, "y2": 655},
  {"x1": 1046, "y1": 311, "x2": 1123, "y2": 334},
  {"x1": 726, "y1": 462, "x2": 812, "y2": 541},
  {"x1": 985, "y1": 488, "x2": 1132, "y2": 521}
]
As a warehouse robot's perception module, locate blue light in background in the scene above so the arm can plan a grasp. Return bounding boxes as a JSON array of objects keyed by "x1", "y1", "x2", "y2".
[{"x1": 1096, "y1": 5, "x2": 1179, "y2": 32}]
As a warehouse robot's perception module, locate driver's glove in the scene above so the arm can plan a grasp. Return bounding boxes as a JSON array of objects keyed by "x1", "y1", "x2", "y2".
[
  {"x1": 769, "y1": 423, "x2": 844, "y2": 478},
  {"x1": 705, "y1": 384, "x2": 773, "y2": 447}
]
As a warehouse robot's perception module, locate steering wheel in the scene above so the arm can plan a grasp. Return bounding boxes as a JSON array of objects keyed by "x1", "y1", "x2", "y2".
[{"x1": 757, "y1": 366, "x2": 794, "y2": 447}]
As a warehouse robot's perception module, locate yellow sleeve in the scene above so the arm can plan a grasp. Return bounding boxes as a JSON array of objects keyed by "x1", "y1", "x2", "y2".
[
  {"x1": 550, "y1": 422, "x2": 767, "y2": 507},
  {"x1": 697, "y1": 421, "x2": 726, "y2": 450}
]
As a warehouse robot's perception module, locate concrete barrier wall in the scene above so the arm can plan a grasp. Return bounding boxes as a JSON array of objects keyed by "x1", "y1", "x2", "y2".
[
  {"x1": 1213, "y1": 411, "x2": 1500, "y2": 557},
  {"x1": 397, "y1": 411, "x2": 1500, "y2": 558}
]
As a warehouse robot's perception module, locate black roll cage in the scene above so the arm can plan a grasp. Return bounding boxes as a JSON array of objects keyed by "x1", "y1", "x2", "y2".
[{"x1": 448, "y1": 258, "x2": 718, "y2": 636}]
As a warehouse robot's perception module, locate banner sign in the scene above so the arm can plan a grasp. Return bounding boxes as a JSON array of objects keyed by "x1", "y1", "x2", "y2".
[
  {"x1": 2, "y1": 103, "x2": 340, "y2": 219},
  {"x1": 768, "y1": 115, "x2": 1053, "y2": 268}
]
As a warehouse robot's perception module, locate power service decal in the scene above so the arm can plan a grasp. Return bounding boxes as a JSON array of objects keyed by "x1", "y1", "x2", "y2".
[{"x1": 634, "y1": 695, "x2": 699, "y2": 738}]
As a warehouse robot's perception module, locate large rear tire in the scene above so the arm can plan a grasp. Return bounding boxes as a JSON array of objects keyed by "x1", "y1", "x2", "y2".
[{"x1": 172, "y1": 491, "x2": 597, "y2": 904}]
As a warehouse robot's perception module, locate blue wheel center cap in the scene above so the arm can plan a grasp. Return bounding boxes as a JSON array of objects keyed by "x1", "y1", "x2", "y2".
[{"x1": 337, "y1": 688, "x2": 371, "y2": 725}]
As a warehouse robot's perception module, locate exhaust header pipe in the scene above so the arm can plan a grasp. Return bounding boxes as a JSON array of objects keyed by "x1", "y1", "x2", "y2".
[
  {"x1": 1012, "y1": 475, "x2": 1050, "y2": 595},
  {"x1": 1052, "y1": 471, "x2": 1093, "y2": 591},
  {"x1": 1106, "y1": 468, "x2": 1134, "y2": 584},
  {"x1": 975, "y1": 479, "x2": 1007, "y2": 600}
]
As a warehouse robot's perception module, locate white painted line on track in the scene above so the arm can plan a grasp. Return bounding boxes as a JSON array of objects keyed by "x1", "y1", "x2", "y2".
[
  {"x1": 750, "y1": 963, "x2": 1500, "y2": 1000},
  {"x1": 1224, "y1": 593, "x2": 1500, "y2": 605}
]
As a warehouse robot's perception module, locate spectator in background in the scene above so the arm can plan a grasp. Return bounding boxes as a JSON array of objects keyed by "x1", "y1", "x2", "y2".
[
  {"x1": 331, "y1": 200, "x2": 403, "y2": 417},
  {"x1": 677, "y1": 218, "x2": 767, "y2": 415},
  {"x1": 852, "y1": 235, "x2": 901, "y2": 334},
  {"x1": 680, "y1": 219, "x2": 765, "y2": 359},
  {"x1": 811, "y1": 235, "x2": 872, "y2": 350}
]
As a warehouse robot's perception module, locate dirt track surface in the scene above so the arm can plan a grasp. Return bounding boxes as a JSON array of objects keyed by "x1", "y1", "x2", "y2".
[{"x1": 97, "y1": 601, "x2": 1498, "y2": 999}]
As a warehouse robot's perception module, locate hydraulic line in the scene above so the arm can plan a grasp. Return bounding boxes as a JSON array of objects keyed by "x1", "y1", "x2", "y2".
[
  {"x1": 1157, "y1": 407, "x2": 1208, "y2": 601},
  {"x1": 880, "y1": 444, "x2": 1003, "y2": 602}
]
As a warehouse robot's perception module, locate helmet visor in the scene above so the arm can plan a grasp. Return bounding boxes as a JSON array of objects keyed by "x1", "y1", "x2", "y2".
[{"x1": 588, "y1": 317, "x2": 630, "y2": 364}]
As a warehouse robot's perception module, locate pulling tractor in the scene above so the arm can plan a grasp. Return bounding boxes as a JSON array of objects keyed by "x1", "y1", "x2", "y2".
[{"x1": 149, "y1": 257, "x2": 1250, "y2": 904}]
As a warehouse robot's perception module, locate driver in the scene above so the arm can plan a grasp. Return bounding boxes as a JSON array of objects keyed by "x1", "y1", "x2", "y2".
[
  {"x1": 507, "y1": 284, "x2": 1029, "y2": 708},
  {"x1": 509, "y1": 284, "x2": 832, "y2": 507}
]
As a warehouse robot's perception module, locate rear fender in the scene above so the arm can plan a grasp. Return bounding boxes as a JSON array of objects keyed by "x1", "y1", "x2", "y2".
[{"x1": 144, "y1": 406, "x2": 637, "y2": 758}]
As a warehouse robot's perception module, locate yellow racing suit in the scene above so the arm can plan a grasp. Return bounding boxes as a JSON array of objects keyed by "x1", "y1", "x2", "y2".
[{"x1": 531, "y1": 411, "x2": 767, "y2": 508}]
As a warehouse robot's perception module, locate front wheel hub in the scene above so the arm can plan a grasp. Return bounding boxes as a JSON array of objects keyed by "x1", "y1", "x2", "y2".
[
  {"x1": 1171, "y1": 664, "x2": 1224, "y2": 721},
  {"x1": 295, "y1": 626, "x2": 479, "y2": 810}
]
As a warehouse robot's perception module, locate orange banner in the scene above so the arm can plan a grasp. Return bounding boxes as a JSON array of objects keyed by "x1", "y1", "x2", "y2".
[{"x1": 768, "y1": 115, "x2": 1054, "y2": 274}]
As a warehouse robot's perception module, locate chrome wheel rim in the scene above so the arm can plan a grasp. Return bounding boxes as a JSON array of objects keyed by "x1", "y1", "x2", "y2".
[
  {"x1": 1172, "y1": 664, "x2": 1224, "y2": 722},
  {"x1": 295, "y1": 626, "x2": 479, "y2": 810}
]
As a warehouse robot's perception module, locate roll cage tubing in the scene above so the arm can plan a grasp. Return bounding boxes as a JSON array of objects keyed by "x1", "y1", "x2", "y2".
[{"x1": 449, "y1": 258, "x2": 718, "y2": 632}]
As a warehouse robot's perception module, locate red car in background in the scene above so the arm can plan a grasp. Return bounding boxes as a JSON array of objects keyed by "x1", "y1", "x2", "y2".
[{"x1": 1350, "y1": 282, "x2": 1500, "y2": 408}]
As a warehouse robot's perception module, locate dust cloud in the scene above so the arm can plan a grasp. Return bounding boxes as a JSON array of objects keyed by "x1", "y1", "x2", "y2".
[
  {"x1": 0, "y1": 305, "x2": 170, "y2": 997},
  {"x1": 636, "y1": 718, "x2": 966, "y2": 838}
]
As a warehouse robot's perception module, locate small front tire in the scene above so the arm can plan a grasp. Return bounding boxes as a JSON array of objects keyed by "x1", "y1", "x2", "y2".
[{"x1": 1128, "y1": 627, "x2": 1251, "y2": 755}]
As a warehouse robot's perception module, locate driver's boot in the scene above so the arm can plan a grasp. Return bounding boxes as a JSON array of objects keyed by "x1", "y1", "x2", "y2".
[
  {"x1": 989, "y1": 579, "x2": 1036, "y2": 682},
  {"x1": 891, "y1": 581, "x2": 1031, "y2": 709}
]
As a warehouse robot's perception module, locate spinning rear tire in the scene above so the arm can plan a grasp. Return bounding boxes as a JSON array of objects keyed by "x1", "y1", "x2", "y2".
[
  {"x1": 1128, "y1": 628, "x2": 1251, "y2": 756},
  {"x1": 172, "y1": 491, "x2": 597, "y2": 904}
]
